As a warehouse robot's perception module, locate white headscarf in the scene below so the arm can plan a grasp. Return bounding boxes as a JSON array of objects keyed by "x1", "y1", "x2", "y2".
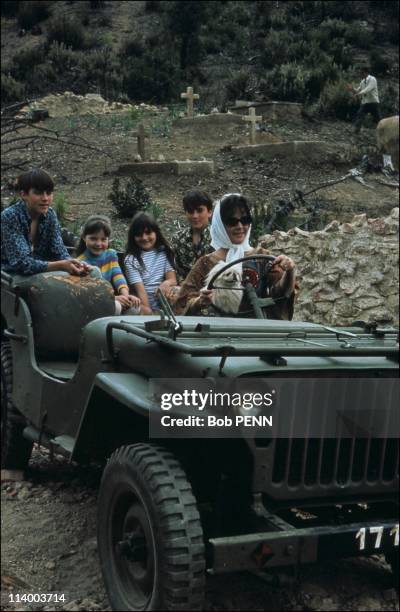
[{"x1": 211, "y1": 193, "x2": 252, "y2": 265}]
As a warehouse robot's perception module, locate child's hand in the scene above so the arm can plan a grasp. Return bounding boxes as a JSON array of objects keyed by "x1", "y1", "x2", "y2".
[
  {"x1": 116, "y1": 295, "x2": 133, "y2": 309},
  {"x1": 63, "y1": 259, "x2": 91, "y2": 276},
  {"x1": 127, "y1": 295, "x2": 141, "y2": 309},
  {"x1": 157, "y1": 280, "x2": 175, "y2": 299}
]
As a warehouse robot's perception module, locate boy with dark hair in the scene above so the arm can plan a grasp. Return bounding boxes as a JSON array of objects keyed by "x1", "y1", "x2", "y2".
[
  {"x1": 1, "y1": 169, "x2": 91, "y2": 276},
  {"x1": 172, "y1": 190, "x2": 214, "y2": 281}
]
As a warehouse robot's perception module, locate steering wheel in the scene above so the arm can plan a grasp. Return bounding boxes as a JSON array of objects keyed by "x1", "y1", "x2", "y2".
[{"x1": 206, "y1": 254, "x2": 278, "y2": 319}]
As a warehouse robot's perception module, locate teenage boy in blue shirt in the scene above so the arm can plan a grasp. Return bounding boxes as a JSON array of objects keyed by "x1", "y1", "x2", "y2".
[{"x1": 1, "y1": 169, "x2": 91, "y2": 276}]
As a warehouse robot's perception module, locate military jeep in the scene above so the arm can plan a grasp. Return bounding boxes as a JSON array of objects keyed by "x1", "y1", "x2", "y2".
[{"x1": 1, "y1": 261, "x2": 399, "y2": 612}]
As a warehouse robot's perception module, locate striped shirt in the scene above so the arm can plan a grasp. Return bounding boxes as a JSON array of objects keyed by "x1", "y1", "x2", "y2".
[
  {"x1": 77, "y1": 248, "x2": 128, "y2": 293},
  {"x1": 124, "y1": 249, "x2": 174, "y2": 310}
]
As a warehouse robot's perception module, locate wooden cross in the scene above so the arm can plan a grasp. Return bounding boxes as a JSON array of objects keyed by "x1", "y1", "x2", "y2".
[
  {"x1": 180, "y1": 86, "x2": 199, "y2": 118},
  {"x1": 132, "y1": 123, "x2": 148, "y2": 160},
  {"x1": 242, "y1": 107, "x2": 262, "y2": 145}
]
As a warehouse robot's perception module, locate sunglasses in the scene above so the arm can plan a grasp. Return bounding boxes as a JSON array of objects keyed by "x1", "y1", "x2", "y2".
[{"x1": 225, "y1": 215, "x2": 252, "y2": 227}]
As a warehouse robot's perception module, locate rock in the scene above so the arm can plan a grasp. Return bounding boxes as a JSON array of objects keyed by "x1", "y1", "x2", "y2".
[
  {"x1": 355, "y1": 595, "x2": 382, "y2": 610},
  {"x1": 45, "y1": 561, "x2": 56, "y2": 570},
  {"x1": 17, "y1": 488, "x2": 32, "y2": 500},
  {"x1": 1, "y1": 469, "x2": 24, "y2": 482},
  {"x1": 318, "y1": 598, "x2": 339, "y2": 611},
  {"x1": 383, "y1": 588, "x2": 397, "y2": 601}
]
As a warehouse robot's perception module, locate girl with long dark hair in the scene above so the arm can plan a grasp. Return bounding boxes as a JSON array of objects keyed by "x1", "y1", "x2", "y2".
[{"x1": 124, "y1": 212, "x2": 177, "y2": 313}]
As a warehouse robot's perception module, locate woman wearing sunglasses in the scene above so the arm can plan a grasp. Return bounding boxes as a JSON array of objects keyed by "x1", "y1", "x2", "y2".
[{"x1": 174, "y1": 193, "x2": 297, "y2": 318}]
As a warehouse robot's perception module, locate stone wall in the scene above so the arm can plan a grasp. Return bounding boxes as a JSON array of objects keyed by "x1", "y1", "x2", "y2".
[
  {"x1": 228, "y1": 101, "x2": 303, "y2": 121},
  {"x1": 259, "y1": 208, "x2": 399, "y2": 325}
]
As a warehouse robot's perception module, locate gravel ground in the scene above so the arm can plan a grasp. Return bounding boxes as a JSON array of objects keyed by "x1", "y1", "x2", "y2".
[{"x1": 1, "y1": 445, "x2": 399, "y2": 612}]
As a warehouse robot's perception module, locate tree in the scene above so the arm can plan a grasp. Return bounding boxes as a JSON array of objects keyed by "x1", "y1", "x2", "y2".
[{"x1": 166, "y1": 1, "x2": 213, "y2": 72}]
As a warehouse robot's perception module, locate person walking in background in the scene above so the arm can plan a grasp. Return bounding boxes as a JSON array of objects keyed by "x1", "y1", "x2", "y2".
[{"x1": 350, "y1": 67, "x2": 380, "y2": 134}]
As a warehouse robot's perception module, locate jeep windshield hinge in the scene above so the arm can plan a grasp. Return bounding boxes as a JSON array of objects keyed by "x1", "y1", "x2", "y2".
[{"x1": 151, "y1": 290, "x2": 182, "y2": 340}]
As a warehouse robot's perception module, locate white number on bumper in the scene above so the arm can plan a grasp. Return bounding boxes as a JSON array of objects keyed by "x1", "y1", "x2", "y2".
[{"x1": 356, "y1": 524, "x2": 399, "y2": 550}]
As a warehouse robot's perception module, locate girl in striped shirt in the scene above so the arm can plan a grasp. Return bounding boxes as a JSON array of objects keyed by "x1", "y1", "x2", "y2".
[
  {"x1": 76, "y1": 215, "x2": 141, "y2": 315},
  {"x1": 124, "y1": 212, "x2": 177, "y2": 314}
]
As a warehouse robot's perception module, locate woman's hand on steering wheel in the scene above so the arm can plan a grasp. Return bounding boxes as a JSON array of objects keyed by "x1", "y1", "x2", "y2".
[
  {"x1": 271, "y1": 255, "x2": 295, "y2": 272},
  {"x1": 198, "y1": 287, "x2": 213, "y2": 306}
]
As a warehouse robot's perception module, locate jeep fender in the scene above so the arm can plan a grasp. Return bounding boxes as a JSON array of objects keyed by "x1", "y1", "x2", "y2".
[{"x1": 71, "y1": 372, "x2": 158, "y2": 463}]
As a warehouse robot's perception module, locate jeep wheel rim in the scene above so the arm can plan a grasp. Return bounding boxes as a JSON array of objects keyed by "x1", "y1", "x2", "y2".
[{"x1": 112, "y1": 491, "x2": 155, "y2": 608}]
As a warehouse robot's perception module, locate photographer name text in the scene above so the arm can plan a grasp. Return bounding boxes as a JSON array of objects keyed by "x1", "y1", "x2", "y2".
[{"x1": 160, "y1": 415, "x2": 273, "y2": 427}]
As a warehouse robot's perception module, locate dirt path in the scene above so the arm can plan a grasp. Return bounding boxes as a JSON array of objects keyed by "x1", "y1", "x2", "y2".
[{"x1": 1, "y1": 446, "x2": 398, "y2": 612}]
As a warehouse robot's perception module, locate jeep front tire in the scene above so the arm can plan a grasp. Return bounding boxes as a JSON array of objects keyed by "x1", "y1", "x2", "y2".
[{"x1": 97, "y1": 443, "x2": 206, "y2": 611}]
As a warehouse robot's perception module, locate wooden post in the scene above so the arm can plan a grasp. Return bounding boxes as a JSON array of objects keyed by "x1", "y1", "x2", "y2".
[
  {"x1": 242, "y1": 107, "x2": 262, "y2": 145},
  {"x1": 132, "y1": 123, "x2": 147, "y2": 160},
  {"x1": 180, "y1": 86, "x2": 199, "y2": 118}
]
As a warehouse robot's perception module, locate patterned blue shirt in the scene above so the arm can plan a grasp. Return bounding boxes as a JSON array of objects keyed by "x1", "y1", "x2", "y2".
[{"x1": 1, "y1": 199, "x2": 70, "y2": 275}]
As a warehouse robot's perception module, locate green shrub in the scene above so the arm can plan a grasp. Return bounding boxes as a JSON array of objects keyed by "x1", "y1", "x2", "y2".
[
  {"x1": 264, "y1": 63, "x2": 309, "y2": 103},
  {"x1": 306, "y1": 63, "x2": 339, "y2": 99},
  {"x1": 17, "y1": 1, "x2": 50, "y2": 30},
  {"x1": 261, "y1": 29, "x2": 293, "y2": 69},
  {"x1": 145, "y1": 0, "x2": 164, "y2": 12},
  {"x1": 379, "y1": 82, "x2": 399, "y2": 117},
  {"x1": 29, "y1": 61, "x2": 57, "y2": 88},
  {"x1": 269, "y1": 10, "x2": 287, "y2": 30},
  {"x1": 46, "y1": 15, "x2": 87, "y2": 50},
  {"x1": 303, "y1": 46, "x2": 341, "y2": 97},
  {"x1": 308, "y1": 18, "x2": 350, "y2": 53},
  {"x1": 233, "y1": 3, "x2": 251, "y2": 26},
  {"x1": 1, "y1": 72, "x2": 25, "y2": 103},
  {"x1": 47, "y1": 41, "x2": 78, "y2": 72},
  {"x1": 98, "y1": 12, "x2": 112, "y2": 27},
  {"x1": 287, "y1": 39, "x2": 311, "y2": 63},
  {"x1": 1, "y1": 1, "x2": 20, "y2": 17},
  {"x1": 108, "y1": 177, "x2": 154, "y2": 219},
  {"x1": 318, "y1": 79, "x2": 359, "y2": 120},
  {"x1": 324, "y1": 0, "x2": 359, "y2": 21},
  {"x1": 123, "y1": 47, "x2": 180, "y2": 103},
  {"x1": 387, "y1": 19, "x2": 399, "y2": 44},
  {"x1": 201, "y1": 35, "x2": 220, "y2": 55},
  {"x1": 369, "y1": 50, "x2": 391, "y2": 76},
  {"x1": 225, "y1": 69, "x2": 251, "y2": 101},
  {"x1": 288, "y1": 15, "x2": 305, "y2": 33},
  {"x1": 145, "y1": 200, "x2": 163, "y2": 220},
  {"x1": 9, "y1": 44, "x2": 46, "y2": 80},
  {"x1": 344, "y1": 23, "x2": 373, "y2": 49},
  {"x1": 53, "y1": 192, "x2": 70, "y2": 225},
  {"x1": 319, "y1": 18, "x2": 349, "y2": 38},
  {"x1": 329, "y1": 39, "x2": 353, "y2": 70},
  {"x1": 81, "y1": 47, "x2": 123, "y2": 99},
  {"x1": 120, "y1": 39, "x2": 144, "y2": 58},
  {"x1": 254, "y1": 0, "x2": 273, "y2": 26}
]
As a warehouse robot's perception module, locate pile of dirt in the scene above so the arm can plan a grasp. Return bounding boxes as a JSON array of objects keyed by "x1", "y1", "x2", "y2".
[{"x1": 17, "y1": 92, "x2": 162, "y2": 118}]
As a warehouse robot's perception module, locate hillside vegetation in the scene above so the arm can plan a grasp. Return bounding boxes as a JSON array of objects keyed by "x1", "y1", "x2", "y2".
[{"x1": 1, "y1": 0, "x2": 399, "y2": 120}]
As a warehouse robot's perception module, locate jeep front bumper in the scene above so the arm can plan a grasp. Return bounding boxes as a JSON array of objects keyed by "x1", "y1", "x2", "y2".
[{"x1": 209, "y1": 519, "x2": 399, "y2": 573}]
